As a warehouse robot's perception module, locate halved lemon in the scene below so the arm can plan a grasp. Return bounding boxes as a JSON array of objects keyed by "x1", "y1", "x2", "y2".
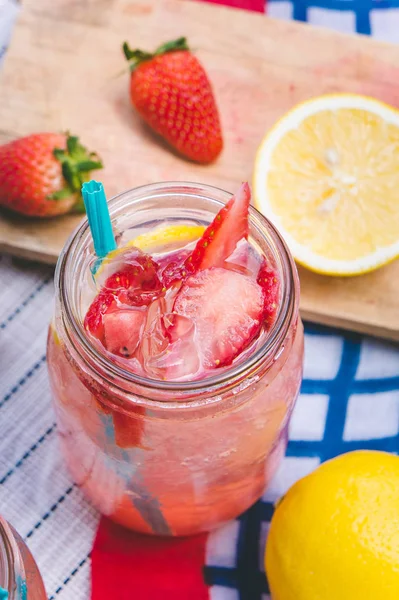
[{"x1": 253, "y1": 94, "x2": 399, "y2": 276}]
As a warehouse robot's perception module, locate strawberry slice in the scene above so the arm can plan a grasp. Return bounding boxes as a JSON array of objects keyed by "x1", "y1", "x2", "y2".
[
  {"x1": 174, "y1": 267, "x2": 265, "y2": 368},
  {"x1": 83, "y1": 252, "x2": 162, "y2": 452},
  {"x1": 84, "y1": 251, "x2": 163, "y2": 344},
  {"x1": 257, "y1": 261, "x2": 280, "y2": 327},
  {"x1": 186, "y1": 182, "x2": 250, "y2": 272},
  {"x1": 157, "y1": 248, "x2": 192, "y2": 287},
  {"x1": 84, "y1": 291, "x2": 116, "y2": 340},
  {"x1": 103, "y1": 310, "x2": 146, "y2": 357},
  {"x1": 105, "y1": 252, "x2": 163, "y2": 307},
  {"x1": 113, "y1": 408, "x2": 146, "y2": 450}
]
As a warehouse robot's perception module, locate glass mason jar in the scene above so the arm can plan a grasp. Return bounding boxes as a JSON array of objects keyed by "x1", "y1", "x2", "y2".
[
  {"x1": 47, "y1": 182, "x2": 304, "y2": 537},
  {"x1": 0, "y1": 516, "x2": 46, "y2": 600}
]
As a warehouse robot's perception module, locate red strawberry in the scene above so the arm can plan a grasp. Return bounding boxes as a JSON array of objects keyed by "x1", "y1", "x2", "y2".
[
  {"x1": 174, "y1": 268, "x2": 265, "y2": 368},
  {"x1": 0, "y1": 133, "x2": 103, "y2": 217},
  {"x1": 123, "y1": 37, "x2": 223, "y2": 164},
  {"x1": 84, "y1": 252, "x2": 163, "y2": 347},
  {"x1": 186, "y1": 182, "x2": 250, "y2": 272}
]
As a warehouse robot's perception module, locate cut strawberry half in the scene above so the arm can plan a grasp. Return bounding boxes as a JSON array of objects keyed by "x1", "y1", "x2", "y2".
[
  {"x1": 174, "y1": 267, "x2": 265, "y2": 369},
  {"x1": 103, "y1": 310, "x2": 146, "y2": 357},
  {"x1": 186, "y1": 182, "x2": 250, "y2": 272}
]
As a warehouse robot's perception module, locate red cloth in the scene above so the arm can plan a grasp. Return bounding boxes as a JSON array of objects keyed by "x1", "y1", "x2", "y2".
[
  {"x1": 199, "y1": 0, "x2": 265, "y2": 10},
  {"x1": 91, "y1": 1, "x2": 263, "y2": 597},
  {"x1": 91, "y1": 519, "x2": 209, "y2": 600}
]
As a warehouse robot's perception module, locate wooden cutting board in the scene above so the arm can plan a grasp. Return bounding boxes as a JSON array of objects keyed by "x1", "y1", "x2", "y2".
[{"x1": 1, "y1": 0, "x2": 399, "y2": 341}]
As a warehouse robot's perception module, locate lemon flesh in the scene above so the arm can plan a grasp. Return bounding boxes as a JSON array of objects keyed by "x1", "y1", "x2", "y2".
[
  {"x1": 254, "y1": 94, "x2": 399, "y2": 275},
  {"x1": 129, "y1": 224, "x2": 205, "y2": 253},
  {"x1": 96, "y1": 223, "x2": 205, "y2": 275},
  {"x1": 265, "y1": 450, "x2": 399, "y2": 600}
]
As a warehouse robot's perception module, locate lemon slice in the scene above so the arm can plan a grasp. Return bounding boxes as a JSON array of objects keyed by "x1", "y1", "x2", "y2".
[
  {"x1": 96, "y1": 223, "x2": 205, "y2": 275},
  {"x1": 131, "y1": 223, "x2": 205, "y2": 253},
  {"x1": 253, "y1": 94, "x2": 399, "y2": 276}
]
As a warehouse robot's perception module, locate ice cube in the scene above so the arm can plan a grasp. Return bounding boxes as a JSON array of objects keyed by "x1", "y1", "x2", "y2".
[
  {"x1": 162, "y1": 314, "x2": 200, "y2": 380},
  {"x1": 164, "y1": 280, "x2": 182, "y2": 312},
  {"x1": 164, "y1": 312, "x2": 195, "y2": 342},
  {"x1": 136, "y1": 297, "x2": 169, "y2": 375},
  {"x1": 152, "y1": 337, "x2": 200, "y2": 381},
  {"x1": 136, "y1": 299, "x2": 200, "y2": 381},
  {"x1": 224, "y1": 238, "x2": 262, "y2": 278}
]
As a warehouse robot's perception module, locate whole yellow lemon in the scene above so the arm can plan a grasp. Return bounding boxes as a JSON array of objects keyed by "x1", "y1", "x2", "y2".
[{"x1": 265, "y1": 450, "x2": 399, "y2": 600}]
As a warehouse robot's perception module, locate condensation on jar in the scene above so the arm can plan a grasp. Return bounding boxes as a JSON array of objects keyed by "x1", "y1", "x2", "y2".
[{"x1": 0, "y1": 516, "x2": 46, "y2": 600}]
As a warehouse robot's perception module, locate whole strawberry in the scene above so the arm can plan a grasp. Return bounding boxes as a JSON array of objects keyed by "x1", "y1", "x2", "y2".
[
  {"x1": 123, "y1": 37, "x2": 223, "y2": 164},
  {"x1": 0, "y1": 133, "x2": 103, "y2": 217}
]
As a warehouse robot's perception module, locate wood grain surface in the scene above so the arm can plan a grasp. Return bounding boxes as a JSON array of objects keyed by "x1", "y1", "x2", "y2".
[{"x1": 0, "y1": 0, "x2": 399, "y2": 340}]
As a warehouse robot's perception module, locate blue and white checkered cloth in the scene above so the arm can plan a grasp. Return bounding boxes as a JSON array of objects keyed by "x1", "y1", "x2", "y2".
[{"x1": 0, "y1": 1, "x2": 399, "y2": 599}]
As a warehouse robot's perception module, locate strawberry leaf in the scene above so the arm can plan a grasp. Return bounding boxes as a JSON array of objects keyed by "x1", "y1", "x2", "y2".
[
  {"x1": 52, "y1": 134, "x2": 103, "y2": 207},
  {"x1": 122, "y1": 43, "x2": 152, "y2": 66},
  {"x1": 123, "y1": 37, "x2": 190, "y2": 71},
  {"x1": 76, "y1": 159, "x2": 104, "y2": 171},
  {"x1": 62, "y1": 161, "x2": 81, "y2": 191},
  {"x1": 48, "y1": 187, "x2": 73, "y2": 201},
  {"x1": 66, "y1": 135, "x2": 80, "y2": 155},
  {"x1": 154, "y1": 37, "x2": 189, "y2": 56}
]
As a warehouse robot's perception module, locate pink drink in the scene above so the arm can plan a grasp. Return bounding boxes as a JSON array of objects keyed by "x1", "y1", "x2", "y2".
[{"x1": 47, "y1": 182, "x2": 303, "y2": 536}]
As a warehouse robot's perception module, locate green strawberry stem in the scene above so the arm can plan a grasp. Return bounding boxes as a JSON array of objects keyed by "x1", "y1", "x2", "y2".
[
  {"x1": 50, "y1": 134, "x2": 103, "y2": 212},
  {"x1": 122, "y1": 37, "x2": 189, "y2": 71}
]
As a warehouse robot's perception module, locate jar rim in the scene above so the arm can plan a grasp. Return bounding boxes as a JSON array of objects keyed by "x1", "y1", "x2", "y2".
[{"x1": 56, "y1": 181, "x2": 299, "y2": 396}]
